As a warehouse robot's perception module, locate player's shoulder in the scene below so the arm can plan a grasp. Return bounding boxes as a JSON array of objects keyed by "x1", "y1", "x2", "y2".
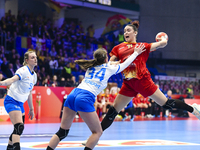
[
  {"x1": 114, "y1": 42, "x2": 127, "y2": 48},
  {"x1": 137, "y1": 42, "x2": 149, "y2": 45},
  {"x1": 17, "y1": 66, "x2": 27, "y2": 72}
]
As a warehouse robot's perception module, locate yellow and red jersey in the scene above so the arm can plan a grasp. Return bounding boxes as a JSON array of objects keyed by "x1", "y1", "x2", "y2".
[
  {"x1": 96, "y1": 94, "x2": 103, "y2": 103},
  {"x1": 132, "y1": 96, "x2": 141, "y2": 106},
  {"x1": 108, "y1": 94, "x2": 116, "y2": 103},
  {"x1": 101, "y1": 93, "x2": 110, "y2": 102},
  {"x1": 110, "y1": 42, "x2": 152, "y2": 79}
]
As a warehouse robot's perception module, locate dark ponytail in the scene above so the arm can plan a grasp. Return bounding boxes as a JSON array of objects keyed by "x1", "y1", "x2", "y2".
[{"x1": 75, "y1": 48, "x2": 107, "y2": 70}]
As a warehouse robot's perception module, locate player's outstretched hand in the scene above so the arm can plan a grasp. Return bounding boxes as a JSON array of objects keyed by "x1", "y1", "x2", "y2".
[
  {"x1": 28, "y1": 109, "x2": 34, "y2": 120},
  {"x1": 134, "y1": 43, "x2": 146, "y2": 54}
]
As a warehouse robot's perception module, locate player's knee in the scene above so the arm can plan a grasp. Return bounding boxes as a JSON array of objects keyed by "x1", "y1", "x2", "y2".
[
  {"x1": 105, "y1": 106, "x2": 118, "y2": 121},
  {"x1": 56, "y1": 127, "x2": 69, "y2": 141},
  {"x1": 92, "y1": 128, "x2": 103, "y2": 138},
  {"x1": 162, "y1": 99, "x2": 176, "y2": 109},
  {"x1": 13, "y1": 123, "x2": 24, "y2": 136}
]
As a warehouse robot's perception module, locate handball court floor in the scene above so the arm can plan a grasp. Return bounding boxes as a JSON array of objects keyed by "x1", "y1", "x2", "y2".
[{"x1": 0, "y1": 116, "x2": 200, "y2": 150}]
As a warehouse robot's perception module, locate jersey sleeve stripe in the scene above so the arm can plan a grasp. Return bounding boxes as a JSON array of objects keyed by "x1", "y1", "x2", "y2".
[
  {"x1": 115, "y1": 65, "x2": 120, "y2": 74},
  {"x1": 16, "y1": 74, "x2": 21, "y2": 80}
]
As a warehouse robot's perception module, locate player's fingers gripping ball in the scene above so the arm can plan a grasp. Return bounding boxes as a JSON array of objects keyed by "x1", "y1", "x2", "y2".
[{"x1": 155, "y1": 32, "x2": 168, "y2": 42}]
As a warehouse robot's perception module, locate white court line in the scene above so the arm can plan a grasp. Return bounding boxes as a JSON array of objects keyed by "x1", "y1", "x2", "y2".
[{"x1": 0, "y1": 139, "x2": 200, "y2": 149}]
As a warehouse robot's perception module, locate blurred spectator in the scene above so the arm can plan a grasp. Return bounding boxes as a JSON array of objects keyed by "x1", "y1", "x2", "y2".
[
  {"x1": 42, "y1": 77, "x2": 50, "y2": 87},
  {"x1": 63, "y1": 53, "x2": 69, "y2": 63},
  {"x1": 36, "y1": 72, "x2": 42, "y2": 86},
  {"x1": 27, "y1": 23, "x2": 35, "y2": 37},
  {"x1": 102, "y1": 88, "x2": 110, "y2": 117},
  {"x1": 13, "y1": 59, "x2": 22, "y2": 71},
  {"x1": 60, "y1": 77, "x2": 66, "y2": 87},
  {"x1": 87, "y1": 24, "x2": 95, "y2": 38},
  {"x1": 69, "y1": 58, "x2": 77, "y2": 71},
  {"x1": 49, "y1": 56, "x2": 58, "y2": 75},
  {"x1": 39, "y1": 67, "x2": 46, "y2": 80},
  {"x1": 43, "y1": 25, "x2": 50, "y2": 39},
  {"x1": 117, "y1": 30, "x2": 124, "y2": 44},
  {"x1": 7, "y1": 49, "x2": 17, "y2": 61},
  {"x1": 41, "y1": 57, "x2": 50, "y2": 74},
  {"x1": 51, "y1": 75, "x2": 59, "y2": 87},
  {"x1": 107, "y1": 32, "x2": 116, "y2": 48},
  {"x1": 54, "y1": 36, "x2": 62, "y2": 50},
  {"x1": 58, "y1": 57, "x2": 65, "y2": 71},
  {"x1": 186, "y1": 84, "x2": 194, "y2": 98},
  {"x1": 0, "y1": 53, "x2": 4, "y2": 65},
  {"x1": 6, "y1": 63, "x2": 15, "y2": 78},
  {"x1": 0, "y1": 27, "x2": 3, "y2": 43},
  {"x1": 98, "y1": 35, "x2": 106, "y2": 45},
  {"x1": 1, "y1": 57, "x2": 8, "y2": 74},
  {"x1": 36, "y1": 24, "x2": 44, "y2": 38},
  {"x1": 48, "y1": 24, "x2": 56, "y2": 39},
  {"x1": 78, "y1": 75, "x2": 84, "y2": 84},
  {"x1": 6, "y1": 31, "x2": 14, "y2": 50},
  {"x1": 49, "y1": 46, "x2": 57, "y2": 57},
  {"x1": 62, "y1": 63, "x2": 72, "y2": 80},
  {"x1": 66, "y1": 76, "x2": 78, "y2": 87},
  {"x1": 0, "y1": 73, "x2": 6, "y2": 98},
  {"x1": 38, "y1": 50, "x2": 45, "y2": 66},
  {"x1": 173, "y1": 88, "x2": 181, "y2": 95},
  {"x1": 28, "y1": 44, "x2": 35, "y2": 52}
]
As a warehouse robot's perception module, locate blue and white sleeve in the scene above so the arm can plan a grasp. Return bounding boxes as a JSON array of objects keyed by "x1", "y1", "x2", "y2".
[
  {"x1": 15, "y1": 67, "x2": 25, "y2": 80},
  {"x1": 116, "y1": 51, "x2": 139, "y2": 74}
]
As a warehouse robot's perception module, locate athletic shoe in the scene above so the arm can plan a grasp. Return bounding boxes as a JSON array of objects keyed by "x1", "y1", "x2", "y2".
[
  {"x1": 192, "y1": 103, "x2": 200, "y2": 120},
  {"x1": 82, "y1": 138, "x2": 98, "y2": 146}
]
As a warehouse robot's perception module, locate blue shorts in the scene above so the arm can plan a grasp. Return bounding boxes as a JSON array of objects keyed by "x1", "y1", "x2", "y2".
[
  {"x1": 4, "y1": 95, "x2": 25, "y2": 114},
  {"x1": 64, "y1": 88, "x2": 96, "y2": 112}
]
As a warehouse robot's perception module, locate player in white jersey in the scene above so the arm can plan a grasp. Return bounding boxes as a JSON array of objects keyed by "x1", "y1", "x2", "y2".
[
  {"x1": 46, "y1": 44, "x2": 146, "y2": 150},
  {"x1": 0, "y1": 51, "x2": 37, "y2": 150}
]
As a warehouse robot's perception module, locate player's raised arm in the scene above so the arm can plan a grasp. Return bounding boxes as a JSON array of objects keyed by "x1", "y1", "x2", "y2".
[{"x1": 150, "y1": 32, "x2": 168, "y2": 51}]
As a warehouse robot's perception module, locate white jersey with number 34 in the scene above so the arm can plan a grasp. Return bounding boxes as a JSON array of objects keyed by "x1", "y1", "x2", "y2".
[{"x1": 77, "y1": 62, "x2": 120, "y2": 96}]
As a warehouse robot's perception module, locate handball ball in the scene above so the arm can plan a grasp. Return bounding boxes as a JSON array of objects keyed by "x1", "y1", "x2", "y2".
[{"x1": 155, "y1": 32, "x2": 168, "y2": 42}]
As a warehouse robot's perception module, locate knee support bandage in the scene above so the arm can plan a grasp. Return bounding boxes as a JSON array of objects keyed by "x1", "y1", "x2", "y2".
[
  {"x1": 101, "y1": 106, "x2": 118, "y2": 131},
  {"x1": 105, "y1": 106, "x2": 118, "y2": 121},
  {"x1": 162, "y1": 99, "x2": 176, "y2": 109},
  {"x1": 13, "y1": 123, "x2": 24, "y2": 136},
  {"x1": 56, "y1": 127, "x2": 69, "y2": 141}
]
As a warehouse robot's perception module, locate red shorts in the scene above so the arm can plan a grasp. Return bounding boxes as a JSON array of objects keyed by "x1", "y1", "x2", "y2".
[{"x1": 119, "y1": 74, "x2": 157, "y2": 98}]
